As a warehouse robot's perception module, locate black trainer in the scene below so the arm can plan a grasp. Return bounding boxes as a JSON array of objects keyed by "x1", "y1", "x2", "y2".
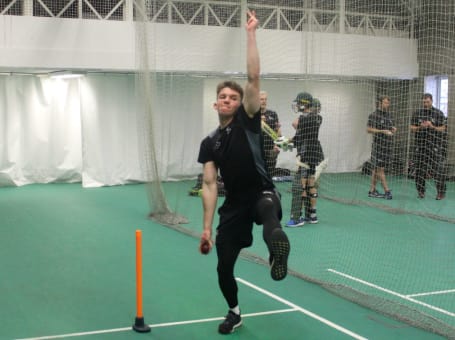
[
  {"x1": 368, "y1": 190, "x2": 385, "y2": 198},
  {"x1": 218, "y1": 311, "x2": 242, "y2": 334},
  {"x1": 384, "y1": 190, "x2": 392, "y2": 200},
  {"x1": 436, "y1": 192, "x2": 445, "y2": 200},
  {"x1": 270, "y1": 228, "x2": 290, "y2": 281}
]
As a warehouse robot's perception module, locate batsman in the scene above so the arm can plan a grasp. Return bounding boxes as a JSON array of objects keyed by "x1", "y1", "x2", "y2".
[{"x1": 285, "y1": 92, "x2": 325, "y2": 227}]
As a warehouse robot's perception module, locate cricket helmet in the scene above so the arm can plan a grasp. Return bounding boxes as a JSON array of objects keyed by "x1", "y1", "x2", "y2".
[{"x1": 293, "y1": 92, "x2": 313, "y2": 112}]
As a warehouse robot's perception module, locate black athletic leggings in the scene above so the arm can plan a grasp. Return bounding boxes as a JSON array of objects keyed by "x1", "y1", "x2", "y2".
[{"x1": 216, "y1": 191, "x2": 282, "y2": 308}]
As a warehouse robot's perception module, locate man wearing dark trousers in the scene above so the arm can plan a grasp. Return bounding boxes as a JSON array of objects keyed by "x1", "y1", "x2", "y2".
[{"x1": 410, "y1": 93, "x2": 448, "y2": 200}]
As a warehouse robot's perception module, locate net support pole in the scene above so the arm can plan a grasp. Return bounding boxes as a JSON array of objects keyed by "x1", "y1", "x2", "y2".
[{"x1": 132, "y1": 229, "x2": 151, "y2": 333}]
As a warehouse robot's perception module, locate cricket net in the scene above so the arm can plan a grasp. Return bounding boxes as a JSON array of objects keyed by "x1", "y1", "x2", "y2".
[{"x1": 133, "y1": 0, "x2": 454, "y2": 337}]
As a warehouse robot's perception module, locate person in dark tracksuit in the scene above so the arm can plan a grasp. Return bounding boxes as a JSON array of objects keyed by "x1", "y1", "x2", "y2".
[{"x1": 410, "y1": 93, "x2": 448, "y2": 200}]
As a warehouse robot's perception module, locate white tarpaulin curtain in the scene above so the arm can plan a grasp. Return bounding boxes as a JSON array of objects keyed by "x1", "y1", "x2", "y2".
[
  {"x1": 0, "y1": 74, "x2": 202, "y2": 188},
  {"x1": 0, "y1": 74, "x2": 148, "y2": 187},
  {"x1": 0, "y1": 75, "x2": 82, "y2": 186},
  {"x1": 79, "y1": 74, "x2": 144, "y2": 187}
]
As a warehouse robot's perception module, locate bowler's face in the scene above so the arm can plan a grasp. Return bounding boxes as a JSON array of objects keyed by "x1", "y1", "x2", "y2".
[{"x1": 214, "y1": 87, "x2": 241, "y2": 117}]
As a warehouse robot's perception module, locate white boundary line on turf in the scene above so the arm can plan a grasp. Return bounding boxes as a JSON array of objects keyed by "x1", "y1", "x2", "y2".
[
  {"x1": 407, "y1": 289, "x2": 455, "y2": 298},
  {"x1": 14, "y1": 308, "x2": 296, "y2": 340},
  {"x1": 236, "y1": 277, "x2": 368, "y2": 340},
  {"x1": 327, "y1": 268, "x2": 455, "y2": 318},
  {"x1": 15, "y1": 327, "x2": 132, "y2": 340}
]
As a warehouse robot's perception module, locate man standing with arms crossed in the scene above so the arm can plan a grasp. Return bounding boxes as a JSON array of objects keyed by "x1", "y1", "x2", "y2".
[
  {"x1": 410, "y1": 93, "x2": 448, "y2": 200},
  {"x1": 197, "y1": 11, "x2": 290, "y2": 334}
]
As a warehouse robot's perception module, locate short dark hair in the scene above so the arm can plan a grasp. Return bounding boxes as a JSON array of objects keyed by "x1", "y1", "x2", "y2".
[
  {"x1": 422, "y1": 93, "x2": 433, "y2": 100},
  {"x1": 377, "y1": 95, "x2": 390, "y2": 105},
  {"x1": 216, "y1": 81, "x2": 244, "y2": 100}
]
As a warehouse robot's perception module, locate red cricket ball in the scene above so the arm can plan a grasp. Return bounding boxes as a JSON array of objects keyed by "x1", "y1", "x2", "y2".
[{"x1": 200, "y1": 240, "x2": 211, "y2": 255}]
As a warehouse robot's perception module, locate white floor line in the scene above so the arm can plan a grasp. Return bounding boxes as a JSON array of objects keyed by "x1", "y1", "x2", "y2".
[
  {"x1": 15, "y1": 308, "x2": 296, "y2": 340},
  {"x1": 407, "y1": 288, "x2": 455, "y2": 298},
  {"x1": 327, "y1": 268, "x2": 455, "y2": 318},
  {"x1": 15, "y1": 327, "x2": 132, "y2": 340},
  {"x1": 236, "y1": 277, "x2": 368, "y2": 340},
  {"x1": 151, "y1": 308, "x2": 297, "y2": 328}
]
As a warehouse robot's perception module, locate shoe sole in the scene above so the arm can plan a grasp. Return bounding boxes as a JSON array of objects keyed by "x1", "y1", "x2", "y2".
[
  {"x1": 218, "y1": 320, "x2": 242, "y2": 334},
  {"x1": 285, "y1": 222, "x2": 304, "y2": 228},
  {"x1": 285, "y1": 220, "x2": 305, "y2": 227},
  {"x1": 270, "y1": 229, "x2": 290, "y2": 281},
  {"x1": 231, "y1": 320, "x2": 242, "y2": 333}
]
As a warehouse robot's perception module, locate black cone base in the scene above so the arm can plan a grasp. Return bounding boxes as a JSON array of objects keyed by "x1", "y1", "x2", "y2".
[{"x1": 133, "y1": 316, "x2": 151, "y2": 333}]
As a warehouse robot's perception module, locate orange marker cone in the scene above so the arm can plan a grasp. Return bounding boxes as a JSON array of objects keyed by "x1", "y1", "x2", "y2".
[{"x1": 132, "y1": 229, "x2": 151, "y2": 333}]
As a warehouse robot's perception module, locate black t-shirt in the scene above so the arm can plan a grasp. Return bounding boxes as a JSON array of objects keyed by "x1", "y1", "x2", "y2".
[
  {"x1": 262, "y1": 110, "x2": 279, "y2": 151},
  {"x1": 198, "y1": 104, "x2": 274, "y2": 201},
  {"x1": 411, "y1": 107, "x2": 448, "y2": 152},
  {"x1": 367, "y1": 109, "x2": 394, "y2": 149}
]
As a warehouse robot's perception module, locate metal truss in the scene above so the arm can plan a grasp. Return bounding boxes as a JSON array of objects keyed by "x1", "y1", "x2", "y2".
[{"x1": 0, "y1": 0, "x2": 413, "y2": 37}]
